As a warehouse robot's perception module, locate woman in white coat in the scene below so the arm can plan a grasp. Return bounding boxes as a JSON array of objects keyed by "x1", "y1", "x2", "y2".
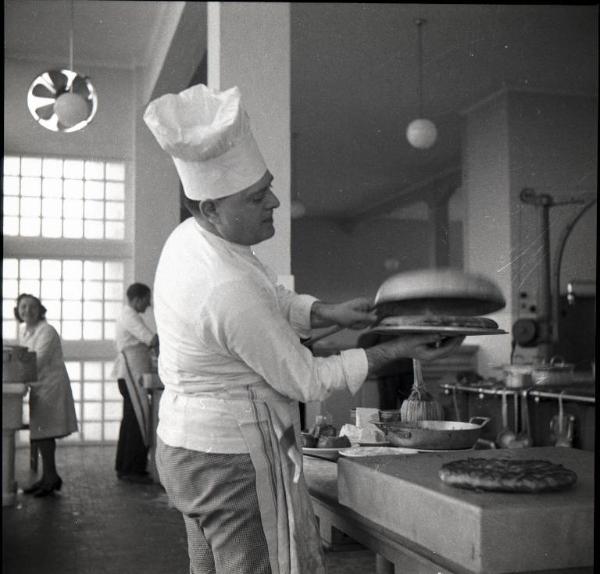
[{"x1": 15, "y1": 294, "x2": 78, "y2": 497}]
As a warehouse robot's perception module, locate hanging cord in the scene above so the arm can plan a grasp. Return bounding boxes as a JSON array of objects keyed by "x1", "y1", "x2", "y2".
[
  {"x1": 415, "y1": 18, "x2": 425, "y2": 117},
  {"x1": 68, "y1": 0, "x2": 74, "y2": 72}
]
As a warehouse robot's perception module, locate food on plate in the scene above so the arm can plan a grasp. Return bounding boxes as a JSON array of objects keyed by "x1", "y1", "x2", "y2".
[
  {"x1": 317, "y1": 435, "x2": 351, "y2": 448},
  {"x1": 438, "y1": 457, "x2": 578, "y2": 493},
  {"x1": 378, "y1": 315, "x2": 499, "y2": 330}
]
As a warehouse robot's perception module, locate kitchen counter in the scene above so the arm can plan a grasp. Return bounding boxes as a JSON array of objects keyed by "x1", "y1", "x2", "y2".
[
  {"x1": 337, "y1": 447, "x2": 594, "y2": 574},
  {"x1": 2, "y1": 382, "x2": 28, "y2": 506}
]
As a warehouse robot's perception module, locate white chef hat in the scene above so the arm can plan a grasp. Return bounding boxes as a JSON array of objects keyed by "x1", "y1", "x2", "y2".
[{"x1": 143, "y1": 84, "x2": 267, "y2": 200}]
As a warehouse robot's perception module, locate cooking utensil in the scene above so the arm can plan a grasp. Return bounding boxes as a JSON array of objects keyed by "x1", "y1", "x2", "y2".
[
  {"x1": 372, "y1": 416, "x2": 490, "y2": 450},
  {"x1": 302, "y1": 325, "x2": 344, "y2": 347},
  {"x1": 508, "y1": 393, "x2": 532, "y2": 448},
  {"x1": 504, "y1": 364, "x2": 533, "y2": 389},
  {"x1": 532, "y1": 356, "x2": 575, "y2": 387},
  {"x1": 550, "y1": 393, "x2": 575, "y2": 447},
  {"x1": 496, "y1": 389, "x2": 517, "y2": 448},
  {"x1": 373, "y1": 268, "x2": 506, "y2": 317}
]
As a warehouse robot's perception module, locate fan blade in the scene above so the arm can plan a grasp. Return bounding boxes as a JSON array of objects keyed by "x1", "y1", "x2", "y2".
[
  {"x1": 35, "y1": 103, "x2": 56, "y2": 120},
  {"x1": 71, "y1": 75, "x2": 90, "y2": 98},
  {"x1": 46, "y1": 70, "x2": 68, "y2": 94},
  {"x1": 32, "y1": 83, "x2": 57, "y2": 99}
]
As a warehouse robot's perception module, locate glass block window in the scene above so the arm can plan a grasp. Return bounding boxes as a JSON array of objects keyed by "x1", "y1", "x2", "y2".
[
  {"x1": 17, "y1": 360, "x2": 122, "y2": 444},
  {"x1": 3, "y1": 155, "x2": 126, "y2": 240},
  {"x1": 3, "y1": 257, "x2": 124, "y2": 341}
]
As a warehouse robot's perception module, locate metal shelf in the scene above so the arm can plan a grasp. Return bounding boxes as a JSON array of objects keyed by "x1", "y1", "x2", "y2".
[{"x1": 441, "y1": 383, "x2": 595, "y2": 404}]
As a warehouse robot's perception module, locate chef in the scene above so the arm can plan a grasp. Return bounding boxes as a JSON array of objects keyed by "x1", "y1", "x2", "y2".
[{"x1": 143, "y1": 83, "x2": 464, "y2": 574}]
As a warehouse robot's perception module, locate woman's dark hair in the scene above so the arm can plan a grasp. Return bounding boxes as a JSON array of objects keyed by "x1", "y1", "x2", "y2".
[
  {"x1": 126, "y1": 283, "x2": 151, "y2": 302},
  {"x1": 14, "y1": 294, "x2": 47, "y2": 323}
]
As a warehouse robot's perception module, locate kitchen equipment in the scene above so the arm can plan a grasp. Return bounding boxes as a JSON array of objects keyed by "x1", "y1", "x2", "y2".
[
  {"x1": 550, "y1": 393, "x2": 575, "y2": 447},
  {"x1": 508, "y1": 393, "x2": 532, "y2": 448},
  {"x1": 372, "y1": 416, "x2": 490, "y2": 450},
  {"x1": 373, "y1": 268, "x2": 506, "y2": 317},
  {"x1": 531, "y1": 356, "x2": 575, "y2": 387},
  {"x1": 496, "y1": 390, "x2": 517, "y2": 448},
  {"x1": 503, "y1": 364, "x2": 533, "y2": 389},
  {"x1": 399, "y1": 359, "x2": 444, "y2": 423},
  {"x1": 2, "y1": 345, "x2": 37, "y2": 382}
]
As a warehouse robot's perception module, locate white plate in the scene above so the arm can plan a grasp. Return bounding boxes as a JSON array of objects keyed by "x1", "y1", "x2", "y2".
[
  {"x1": 370, "y1": 325, "x2": 507, "y2": 336},
  {"x1": 302, "y1": 447, "x2": 343, "y2": 461},
  {"x1": 358, "y1": 441, "x2": 391, "y2": 447},
  {"x1": 340, "y1": 447, "x2": 418, "y2": 457}
]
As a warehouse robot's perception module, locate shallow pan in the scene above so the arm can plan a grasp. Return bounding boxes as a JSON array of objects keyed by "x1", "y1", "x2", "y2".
[{"x1": 372, "y1": 417, "x2": 490, "y2": 450}]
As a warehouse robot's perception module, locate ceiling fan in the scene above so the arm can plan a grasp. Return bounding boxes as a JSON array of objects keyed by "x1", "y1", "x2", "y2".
[
  {"x1": 26, "y1": 0, "x2": 98, "y2": 133},
  {"x1": 27, "y1": 69, "x2": 97, "y2": 133}
]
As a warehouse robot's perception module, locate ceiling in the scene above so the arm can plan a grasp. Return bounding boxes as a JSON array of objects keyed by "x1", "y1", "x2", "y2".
[{"x1": 4, "y1": 2, "x2": 598, "y2": 219}]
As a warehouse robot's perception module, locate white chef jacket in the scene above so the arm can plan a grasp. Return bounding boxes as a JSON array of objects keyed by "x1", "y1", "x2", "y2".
[
  {"x1": 153, "y1": 217, "x2": 368, "y2": 453},
  {"x1": 112, "y1": 305, "x2": 156, "y2": 380}
]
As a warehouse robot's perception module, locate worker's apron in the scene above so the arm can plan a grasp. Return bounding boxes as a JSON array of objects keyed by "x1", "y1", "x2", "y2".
[
  {"x1": 121, "y1": 343, "x2": 153, "y2": 447},
  {"x1": 224, "y1": 384, "x2": 325, "y2": 574}
]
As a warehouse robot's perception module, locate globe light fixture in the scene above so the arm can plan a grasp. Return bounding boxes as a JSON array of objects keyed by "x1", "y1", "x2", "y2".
[
  {"x1": 26, "y1": 0, "x2": 97, "y2": 133},
  {"x1": 406, "y1": 18, "x2": 437, "y2": 149}
]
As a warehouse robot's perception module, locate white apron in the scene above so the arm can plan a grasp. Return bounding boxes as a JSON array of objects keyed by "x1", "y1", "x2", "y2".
[
  {"x1": 224, "y1": 384, "x2": 325, "y2": 574},
  {"x1": 121, "y1": 343, "x2": 153, "y2": 447}
]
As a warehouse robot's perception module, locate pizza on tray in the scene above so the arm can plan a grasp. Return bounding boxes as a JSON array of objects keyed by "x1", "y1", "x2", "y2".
[
  {"x1": 438, "y1": 457, "x2": 578, "y2": 493},
  {"x1": 378, "y1": 315, "x2": 499, "y2": 330}
]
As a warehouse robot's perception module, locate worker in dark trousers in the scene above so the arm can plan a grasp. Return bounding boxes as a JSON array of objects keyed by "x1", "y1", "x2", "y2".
[{"x1": 113, "y1": 283, "x2": 159, "y2": 483}]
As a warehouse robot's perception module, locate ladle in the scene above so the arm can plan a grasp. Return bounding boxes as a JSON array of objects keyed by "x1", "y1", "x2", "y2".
[
  {"x1": 496, "y1": 389, "x2": 516, "y2": 448},
  {"x1": 552, "y1": 392, "x2": 574, "y2": 447}
]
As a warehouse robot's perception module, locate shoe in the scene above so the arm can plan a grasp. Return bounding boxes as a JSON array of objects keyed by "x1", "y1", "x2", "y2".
[
  {"x1": 33, "y1": 477, "x2": 63, "y2": 498},
  {"x1": 23, "y1": 480, "x2": 43, "y2": 495}
]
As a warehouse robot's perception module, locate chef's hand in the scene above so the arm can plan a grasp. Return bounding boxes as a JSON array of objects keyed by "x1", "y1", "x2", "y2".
[
  {"x1": 365, "y1": 334, "x2": 465, "y2": 375},
  {"x1": 310, "y1": 297, "x2": 377, "y2": 329}
]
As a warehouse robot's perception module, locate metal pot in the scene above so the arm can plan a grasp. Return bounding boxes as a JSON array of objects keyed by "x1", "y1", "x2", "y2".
[
  {"x1": 503, "y1": 364, "x2": 533, "y2": 389},
  {"x1": 372, "y1": 416, "x2": 490, "y2": 450},
  {"x1": 532, "y1": 357, "x2": 574, "y2": 387}
]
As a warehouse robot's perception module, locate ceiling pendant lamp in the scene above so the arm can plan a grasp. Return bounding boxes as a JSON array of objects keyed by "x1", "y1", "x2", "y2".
[
  {"x1": 406, "y1": 18, "x2": 437, "y2": 149},
  {"x1": 27, "y1": 0, "x2": 97, "y2": 133}
]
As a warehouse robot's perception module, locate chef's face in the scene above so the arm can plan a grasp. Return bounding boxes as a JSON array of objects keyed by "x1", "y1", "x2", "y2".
[
  {"x1": 211, "y1": 171, "x2": 280, "y2": 245},
  {"x1": 18, "y1": 296, "x2": 42, "y2": 328}
]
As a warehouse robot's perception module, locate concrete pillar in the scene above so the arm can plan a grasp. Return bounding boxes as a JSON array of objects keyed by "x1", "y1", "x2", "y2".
[{"x1": 208, "y1": 2, "x2": 292, "y2": 282}]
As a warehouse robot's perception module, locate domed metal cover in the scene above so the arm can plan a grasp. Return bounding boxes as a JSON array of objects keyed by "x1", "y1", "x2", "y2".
[{"x1": 374, "y1": 268, "x2": 506, "y2": 317}]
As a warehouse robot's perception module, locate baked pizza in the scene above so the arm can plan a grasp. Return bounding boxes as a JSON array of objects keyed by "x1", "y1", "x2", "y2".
[
  {"x1": 378, "y1": 315, "x2": 499, "y2": 330},
  {"x1": 439, "y1": 458, "x2": 578, "y2": 493}
]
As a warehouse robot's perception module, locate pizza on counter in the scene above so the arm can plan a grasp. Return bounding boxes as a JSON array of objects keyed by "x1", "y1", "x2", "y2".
[{"x1": 438, "y1": 457, "x2": 578, "y2": 493}]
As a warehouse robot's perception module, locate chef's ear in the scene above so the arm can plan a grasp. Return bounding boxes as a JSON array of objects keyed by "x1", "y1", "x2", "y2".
[{"x1": 199, "y1": 199, "x2": 220, "y2": 222}]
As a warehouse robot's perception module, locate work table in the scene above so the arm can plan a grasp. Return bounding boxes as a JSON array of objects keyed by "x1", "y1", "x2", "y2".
[{"x1": 304, "y1": 447, "x2": 594, "y2": 574}]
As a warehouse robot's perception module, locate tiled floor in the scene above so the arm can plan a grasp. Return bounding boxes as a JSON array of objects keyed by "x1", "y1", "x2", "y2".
[{"x1": 3, "y1": 445, "x2": 377, "y2": 574}]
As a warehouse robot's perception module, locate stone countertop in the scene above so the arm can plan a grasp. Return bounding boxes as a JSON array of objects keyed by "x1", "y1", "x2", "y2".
[{"x1": 337, "y1": 447, "x2": 594, "y2": 574}]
